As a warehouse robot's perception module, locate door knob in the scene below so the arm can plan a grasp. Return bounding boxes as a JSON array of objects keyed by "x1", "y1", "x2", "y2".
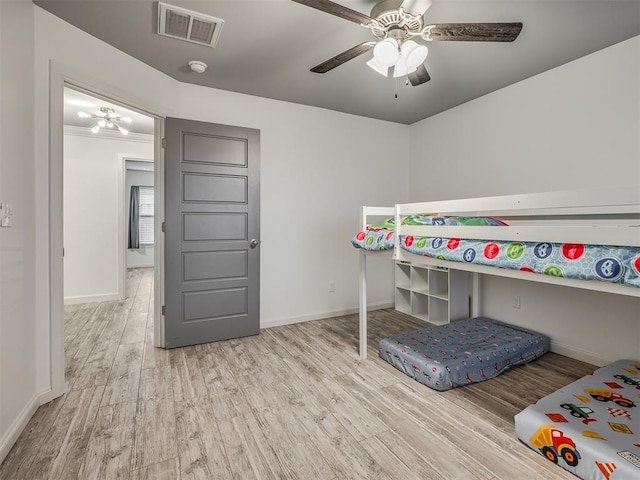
[{"x1": 250, "y1": 239, "x2": 260, "y2": 248}]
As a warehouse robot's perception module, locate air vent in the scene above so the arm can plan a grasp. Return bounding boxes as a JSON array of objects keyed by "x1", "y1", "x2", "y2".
[{"x1": 158, "y1": 2, "x2": 224, "y2": 47}]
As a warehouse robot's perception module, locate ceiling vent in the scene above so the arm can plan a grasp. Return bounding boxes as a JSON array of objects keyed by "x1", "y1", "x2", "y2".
[{"x1": 158, "y1": 2, "x2": 224, "y2": 47}]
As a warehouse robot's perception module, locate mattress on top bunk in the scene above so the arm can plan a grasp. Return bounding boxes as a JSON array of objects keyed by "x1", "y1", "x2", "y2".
[
  {"x1": 515, "y1": 359, "x2": 640, "y2": 480},
  {"x1": 401, "y1": 236, "x2": 640, "y2": 289},
  {"x1": 378, "y1": 317, "x2": 550, "y2": 391}
]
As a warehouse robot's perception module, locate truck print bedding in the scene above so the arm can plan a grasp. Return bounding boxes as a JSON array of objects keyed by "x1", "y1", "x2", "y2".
[{"x1": 515, "y1": 359, "x2": 640, "y2": 480}]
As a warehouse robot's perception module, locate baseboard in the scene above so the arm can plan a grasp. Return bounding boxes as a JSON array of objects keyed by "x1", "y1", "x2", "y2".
[
  {"x1": 127, "y1": 262, "x2": 154, "y2": 268},
  {"x1": 37, "y1": 386, "x2": 59, "y2": 405},
  {"x1": 0, "y1": 391, "x2": 40, "y2": 464},
  {"x1": 260, "y1": 302, "x2": 394, "y2": 329},
  {"x1": 550, "y1": 340, "x2": 610, "y2": 367},
  {"x1": 64, "y1": 292, "x2": 121, "y2": 305}
]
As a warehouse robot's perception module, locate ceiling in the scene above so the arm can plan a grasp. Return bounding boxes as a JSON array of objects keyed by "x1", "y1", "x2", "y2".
[{"x1": 40, "y1": 0, "x2": 640, "y2": 125}]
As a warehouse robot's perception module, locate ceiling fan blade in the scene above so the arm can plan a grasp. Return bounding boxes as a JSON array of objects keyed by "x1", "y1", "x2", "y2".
[
  {"x1": 311, "y1": 41, "x2": 376, "y2": 73},
  {"x1": 408, "y1": 64, "x2": 431, "y2": 86},
  {"x1": 401, "y1": 0, "x2": 433, "y2": 17},
  {"x1": 424, "y1": 23, "x2": 523, "y2": 42},
  {"x1": 291, "y1": 0, "x2": 374, "y2": 26}
]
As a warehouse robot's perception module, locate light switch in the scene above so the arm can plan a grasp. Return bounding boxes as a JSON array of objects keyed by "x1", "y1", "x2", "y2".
[{"x1": 0, "y1": 203, "x2": 12, "y2": 228}]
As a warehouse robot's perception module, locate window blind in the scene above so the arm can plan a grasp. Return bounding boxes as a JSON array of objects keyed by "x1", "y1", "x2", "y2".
[{"x1": 139, "y1": 186, "x2": 154, "y2": 245}]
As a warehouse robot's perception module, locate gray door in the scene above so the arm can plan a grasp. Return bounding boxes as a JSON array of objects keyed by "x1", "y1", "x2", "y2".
[{"x1": 164, "y1": 118, "x2": 260, "y2": 348}]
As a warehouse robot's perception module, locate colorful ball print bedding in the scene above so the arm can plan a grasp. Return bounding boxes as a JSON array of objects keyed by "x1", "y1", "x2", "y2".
[
  {"x1": 515, "y1": 359, "x2": 640, "y2": 480},
  {"x1": 351, "y1": 216, "x2": 507, "y2": 251},
  {"x1": 351, "y1": 229, "x2": 395, "y2": 251},
  {"x1": 378, "y1": 317, "x2": 550, "y2": 391},
  {"x1": 401, "y1": 236, "x2": 640, "y2": 288}
]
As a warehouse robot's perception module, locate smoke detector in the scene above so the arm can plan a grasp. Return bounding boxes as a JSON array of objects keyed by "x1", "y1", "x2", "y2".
[
  {"x1": 188, "y1": 61, "x2": 207, "y2": 74},
  {"x1": 158, "y1": 2, "x2": 224, "y2": 47}
]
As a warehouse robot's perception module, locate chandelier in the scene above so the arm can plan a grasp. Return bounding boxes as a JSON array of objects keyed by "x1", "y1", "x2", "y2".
[{"x1": 77, "y1": 107, "x2": 132, "y2": 135}]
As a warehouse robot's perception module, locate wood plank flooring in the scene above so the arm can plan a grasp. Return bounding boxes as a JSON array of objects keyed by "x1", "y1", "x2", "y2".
[{"x1": 1, "y1": 267, "x2": 596, "y2": 479}]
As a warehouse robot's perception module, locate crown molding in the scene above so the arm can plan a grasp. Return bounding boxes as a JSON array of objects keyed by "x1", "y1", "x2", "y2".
[{"x1": 64, "y1": 125, "x2": 153, "y2": 144}]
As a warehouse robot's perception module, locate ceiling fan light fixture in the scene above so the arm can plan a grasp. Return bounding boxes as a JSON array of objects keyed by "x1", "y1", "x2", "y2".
[
  {"x1": 91, "y1": 125, "x2": 101, "y2": 134},
  {"x1": 121, "y1": 116, "x2": 133, "y2": 124},
  {"x1": 366, "y1": 56, "x2": 389, "y2": 77},
  {"x1": 401, "y1": 40, "x2": 428, "y2": 70},
  {"x1": 373, "y1": 38, "x2": 399, "y2": 67},
  {"x1": 98, "y1": 119, "x2": 107, "y2": 128},
  {"x1": 118, "y1": 126, "x2": 129, "y2": 135},
  {"x1": 393, "y1": 54, "x2": 412, "y2": 78}
]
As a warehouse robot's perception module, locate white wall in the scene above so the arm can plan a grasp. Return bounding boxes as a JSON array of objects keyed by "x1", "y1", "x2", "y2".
[
  {"x1": 408, "y1": 36, "x2": 640, "y2": 365},
  {"x1": 0, "y1": 0, "x2": 37, "y2": 463},
  {"x1": 125, "y1": 166, "x2": 154, "y2": 268},
  {"x1": 63, "y1": 130, "x2": 153, "y2": 303},
  {"x1": 409, "y1": 36, "x2": 640, "y2": 200}
]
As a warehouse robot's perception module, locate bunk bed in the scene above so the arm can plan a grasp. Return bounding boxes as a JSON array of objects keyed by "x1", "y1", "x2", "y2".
[
  {"x1": 354, "y1": 185, "x2": 640, "y2": 360},
  {"x1": 352, "y1": 186, "x2": 640, "y2": 480}
]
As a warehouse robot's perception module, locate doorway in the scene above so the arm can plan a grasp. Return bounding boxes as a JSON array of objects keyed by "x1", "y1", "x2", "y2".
[{"x1": 59, "y1": 85, "x2": 161, "y2": 393}]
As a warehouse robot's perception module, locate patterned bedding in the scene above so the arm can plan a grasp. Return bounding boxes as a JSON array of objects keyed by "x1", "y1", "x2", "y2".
[
  {"x1": 378, "y1": 317, "x2": 550, "y2": 391},
  {"x1": 515, "y1": 359, "x2": 640, "y2": 480},
  {"x1": 350, "y1": 216, "x2": 640, "y2": 288},
  {"x1": 402, "y1": 236, "x2": 640, "y2": 288}
]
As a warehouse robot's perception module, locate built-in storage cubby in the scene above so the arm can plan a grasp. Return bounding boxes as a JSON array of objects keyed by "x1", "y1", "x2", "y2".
[{"x1": 394, "y1": 261, "x2": 469, "y2": 325}]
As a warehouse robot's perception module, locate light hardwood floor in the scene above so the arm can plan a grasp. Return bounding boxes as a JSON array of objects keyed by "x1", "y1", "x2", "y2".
[{"x1": 1, "y1": 267, "x2": 595, "y2": 479}]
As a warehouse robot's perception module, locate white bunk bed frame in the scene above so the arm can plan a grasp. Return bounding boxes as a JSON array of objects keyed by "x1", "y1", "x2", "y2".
[{"x1": 358, "y1": 186, "x2": 640, "y2": 359}]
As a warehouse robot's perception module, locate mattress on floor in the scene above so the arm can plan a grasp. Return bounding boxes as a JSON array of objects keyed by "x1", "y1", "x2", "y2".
[
  {"x1": 378, "y1": 317, "x2": 550, "y2": 391},
  {"x1": 515, "y1": 359, "x2": 640, "y2": 480}
]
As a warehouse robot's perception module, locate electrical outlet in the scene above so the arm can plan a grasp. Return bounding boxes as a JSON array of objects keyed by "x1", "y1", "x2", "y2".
[
  {"x1": 328, "y1": 281, "x2": 335, "y2": 293},
  {"x1": 512, "y1": 295, "x2": 521, "y2": 309}
]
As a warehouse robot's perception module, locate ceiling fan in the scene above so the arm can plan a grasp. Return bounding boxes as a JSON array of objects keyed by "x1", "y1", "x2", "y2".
[{"x1": 292, "y1": 0, "x2": 523, "y2": 86}]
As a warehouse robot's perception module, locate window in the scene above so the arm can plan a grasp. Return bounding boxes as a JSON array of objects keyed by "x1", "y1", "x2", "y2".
[{"x1": 139, "y1": 186, "x2": 154, "y2": 245}]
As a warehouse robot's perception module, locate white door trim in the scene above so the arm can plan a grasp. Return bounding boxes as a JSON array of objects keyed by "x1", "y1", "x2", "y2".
[{"x1": 47, "y1": 61, "x2": 166, "y2": 400}]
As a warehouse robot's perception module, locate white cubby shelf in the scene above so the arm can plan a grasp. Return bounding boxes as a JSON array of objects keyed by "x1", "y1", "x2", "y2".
[{"x1": 394, "y1": 261, "x2": 469, "y2": 326}]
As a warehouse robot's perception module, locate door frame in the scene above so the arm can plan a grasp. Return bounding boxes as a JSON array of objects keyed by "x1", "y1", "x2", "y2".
[{"x1": 48, "y1": 61, "x2": 166, "y2": 400}]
